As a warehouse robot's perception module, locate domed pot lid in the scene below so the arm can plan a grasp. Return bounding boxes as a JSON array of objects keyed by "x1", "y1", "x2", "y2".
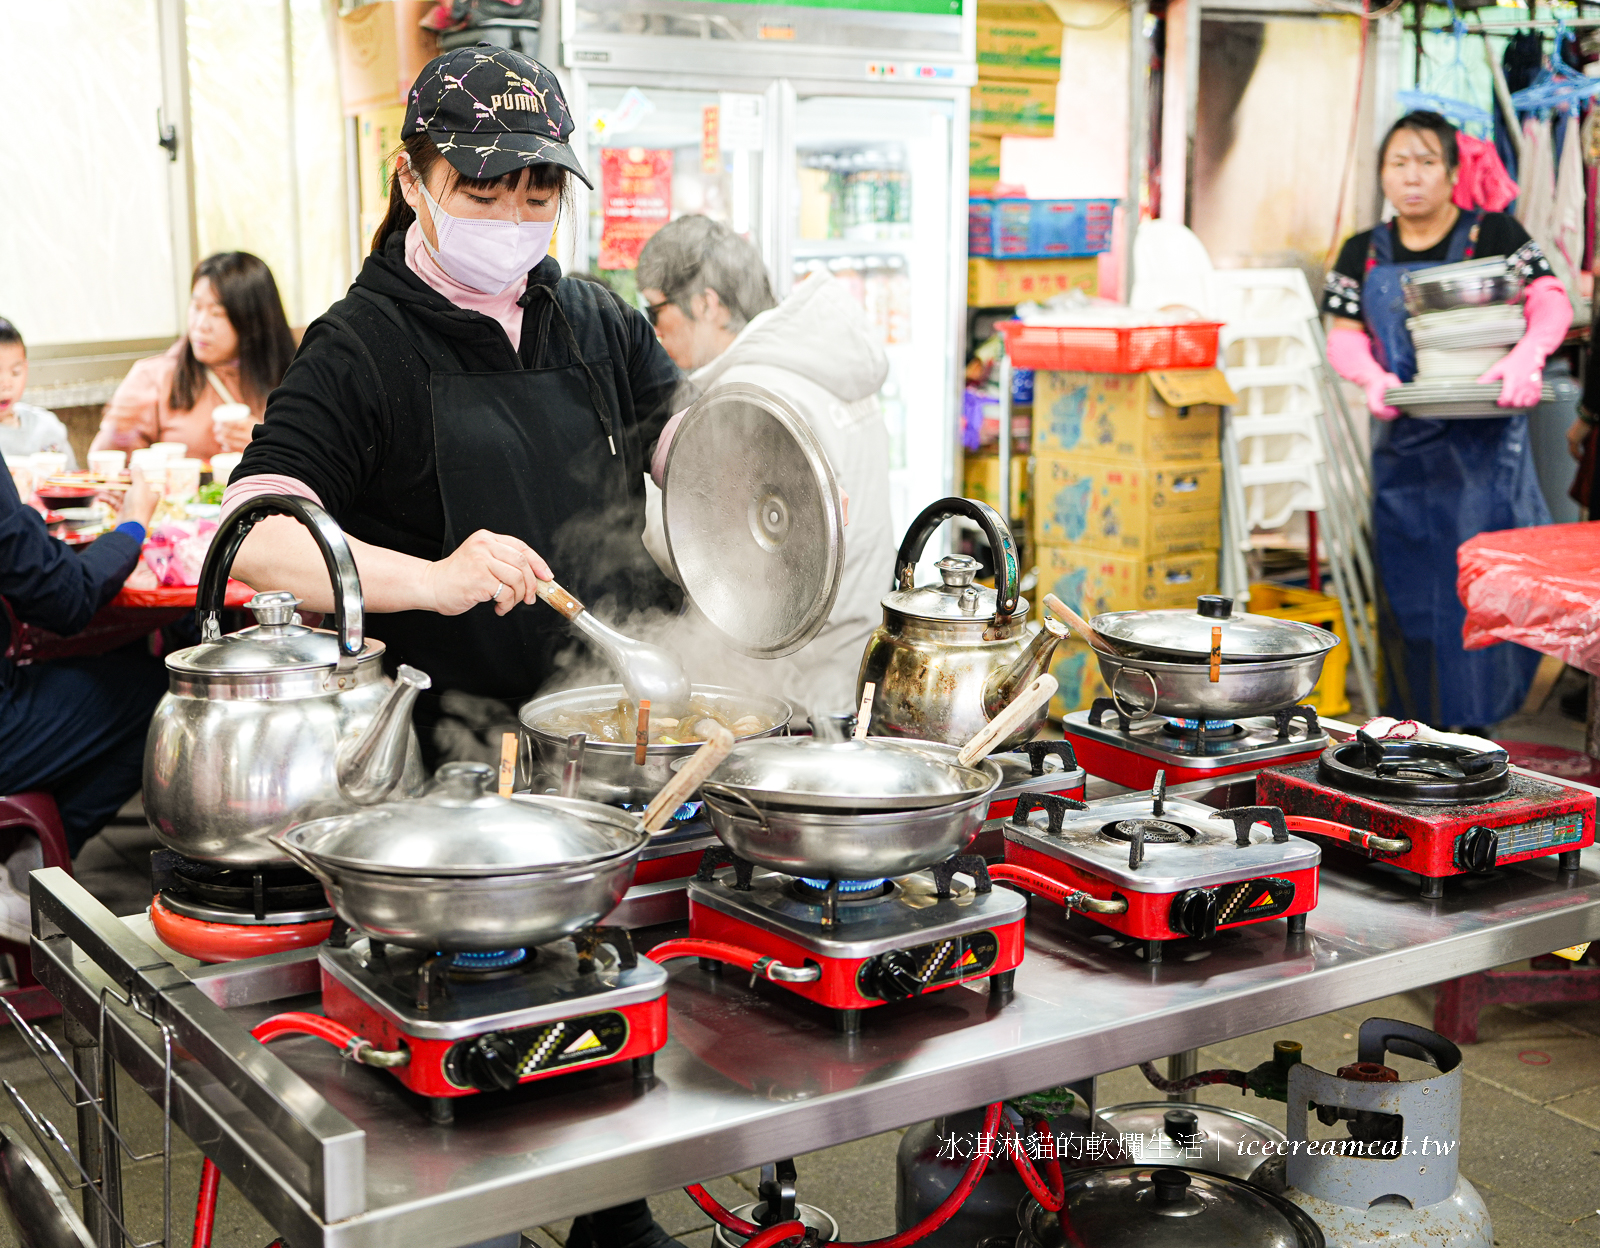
[
  {"x1": 705, "y1": 737, "x2": 995, "y2": 811},
  {"x1": 1092, "y1": 595, "x2": 1339, "y2": 662},
  {"x1": 1021, "y1": 1168, "x2": 1324, "y2": 1248},
  {"x1": 279, "y1": 763, "x2": 645, "y2": 877},
  {"x1": 167, "y1": 591, "x2": 386, "y2": 676},
  {"x1": 662, "y1": 382, "x2": 844, "y2": 659}
]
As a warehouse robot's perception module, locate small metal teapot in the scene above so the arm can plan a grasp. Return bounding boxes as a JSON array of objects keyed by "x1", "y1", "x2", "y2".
[
  {"x1": 856, "y1": 498, "x2": 1065, "y2": 752},
  {"x1": 143, "y1": 496, "x2": 429, "y2": 868}
]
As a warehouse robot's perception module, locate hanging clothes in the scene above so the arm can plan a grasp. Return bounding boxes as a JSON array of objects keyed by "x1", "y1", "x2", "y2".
[
  {"x1": 1553, "y1": 111, "x2": 1586, "y2": 278},
  {"x1": 1452, "y1": 134, "x2": 1519, "y2": 213},
  {"x1": 1518, "y1": 117, "x2": 1557, "y2": 244},
  {"x1": 1495, "y1": 31, "x2": 1546, "y2": 185},
  {"x1": 1361, "y1": 212, "x2": 1550, "y2": 728}
]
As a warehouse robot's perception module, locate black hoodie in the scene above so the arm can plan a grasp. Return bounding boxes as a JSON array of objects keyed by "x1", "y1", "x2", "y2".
[{"x1": 234, "y1": 233, "x2": 682, "y2": 697}]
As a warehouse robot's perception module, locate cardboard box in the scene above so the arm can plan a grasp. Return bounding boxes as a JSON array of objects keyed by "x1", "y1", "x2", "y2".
[
  {"x1": 1033, "y1": 371, "x2": 1225, "y2": 462},
  {"x1": 972, "y1": 79, "x2": 1056, "y2": 136},
  {"x1": 337, "y1": 2, "x2": 437, "y2": 116},
  {"x1": 970, "y1": 133, "x2": 1002, "y2": 193},
  {"x1": 1036, "y1": 545, "x2": 1218, "y2": 617},
  {"x1": 963, "y1": 452, "x2": 1029, "y2": 518},
  {"x1": 1048, "y1": 638, "x2": 1112, "y2": 719},
  {"x1": 1033, "y1": 456, "x2": 1222, "y2": 553},
  {"x1": 357, "y1": 104, "x2": 408, "y2": 219},
  {"x1": 969, "y1": 257, "x2": 1097, "y2": 306},
  {"x1": 976, "y1": 4, "x2": 1063, "y2": 81}
]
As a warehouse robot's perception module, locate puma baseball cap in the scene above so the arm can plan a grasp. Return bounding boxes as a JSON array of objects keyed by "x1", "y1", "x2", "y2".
[{"x1": 403, "y1": 44, "x2": 592, "y2": 188}]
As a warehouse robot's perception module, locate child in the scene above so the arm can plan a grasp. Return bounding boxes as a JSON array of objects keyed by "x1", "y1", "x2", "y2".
[{"x1": 0, "y1": 318, "x2": 77, "y2": 469}]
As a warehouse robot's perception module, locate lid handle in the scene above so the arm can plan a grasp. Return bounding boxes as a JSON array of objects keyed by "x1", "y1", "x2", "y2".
[
  {"x1": 196, "y1": 495, "x2": 364, "y2": 667},
  {"x1": 1151, "y1": 1168, "x2": 1191, "y2": 1207},
  {"x1": 247, "y1": 591, "x2": 301, "y2": 627},
  {"x1": 1195, "y1": 595, "x2": 1233, "y2": 620},
  {"x1": 1162, "y1": 1109, "x2": 1200, "y2": 1147},
  {"x1": 435, "y1": 761, "x2": 496, "y2": 799},
  {"x1": 893, "y1": 498, "x2": 1019, "y2": 619}
]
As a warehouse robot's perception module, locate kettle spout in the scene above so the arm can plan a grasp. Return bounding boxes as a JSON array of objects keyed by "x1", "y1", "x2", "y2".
[
  {"x1": 982, "y1": 618, "x2": 1068, "y2": 722},
  {"x1": 337, "y1": 664, "x2": 431, "y2": 805}
]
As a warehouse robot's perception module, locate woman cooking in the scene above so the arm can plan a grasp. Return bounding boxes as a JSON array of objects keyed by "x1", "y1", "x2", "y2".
[
  {"x1": 93, "y1": 252, "x2": 295, "y2": 459},
  {"x1": 224, "y1": 43, "x2": 682, "y2": 749},
  {"x1": 1323, "y1": 110, "x2": 1569, "y2": 731}
]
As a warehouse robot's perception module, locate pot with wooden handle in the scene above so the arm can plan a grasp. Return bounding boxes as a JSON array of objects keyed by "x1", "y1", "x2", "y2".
[{"x1": 697, "y1": 676, "x2": 1058, "y2": 880}]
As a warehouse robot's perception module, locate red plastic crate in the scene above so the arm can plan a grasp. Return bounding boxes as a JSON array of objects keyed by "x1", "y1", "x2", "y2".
[{"x1": 1000, "y1": 318, "x2": 1223, "y2": 373}]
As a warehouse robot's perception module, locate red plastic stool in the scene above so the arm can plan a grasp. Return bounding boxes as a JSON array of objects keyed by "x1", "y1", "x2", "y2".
[{"x1": 0, "y1": 793, "x2": 72, "y2": 1022}]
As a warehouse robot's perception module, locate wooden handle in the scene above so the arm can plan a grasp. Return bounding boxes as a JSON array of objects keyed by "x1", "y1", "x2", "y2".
[
  {"x1": 498, "y1": 732, "x2": 517, "y2": 797},
  {"x1": 635, "y1": 700, "x2": 651, "y2": 766},
  {"x1": 643, "y1": 727, "x2": 735, "y2": 832},
  {"x1": 957, "y1": 674, "x2": 1059, "y2": 767},
  {"x1": 535, "y1": 578, "x2": 586, "y2": 621},
  {"x1": 1043, "y1": 593, "x2": 1115, "y2": 655},
  {"x1": 854, "y1": 683, "x2": 875, "y2": 740},
  {"x1": 1209, "y1": 625, "x2": 1222, "y2": 683}
]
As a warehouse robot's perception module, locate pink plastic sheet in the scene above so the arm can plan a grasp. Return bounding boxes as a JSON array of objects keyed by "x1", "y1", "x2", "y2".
[{"x1": 1458, "y1": 522, "x2": 1600, "y2": 674}]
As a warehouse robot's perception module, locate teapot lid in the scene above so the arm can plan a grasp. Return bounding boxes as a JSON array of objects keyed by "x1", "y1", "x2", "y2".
[
  {"x1": 1021, "y1": 1168, "x2": 1323, "y2": 1248},
  {"x1": 661, "y1": 383, "x2": 845, "y2": 659},
  {"x1": 882, "y1": 555, "x2": 1026, "y2": 623},
  {"x1": 166, "y1": 591, "x2": 385, "y2": 676},
  {"x1": 281, "y1": 763, "x2": 645, "y2": 877}
]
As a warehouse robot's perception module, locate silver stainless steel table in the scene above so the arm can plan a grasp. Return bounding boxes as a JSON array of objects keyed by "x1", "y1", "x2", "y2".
[{"x1": 25, "y1": 776, "x2": 1600, "y2": 1248}]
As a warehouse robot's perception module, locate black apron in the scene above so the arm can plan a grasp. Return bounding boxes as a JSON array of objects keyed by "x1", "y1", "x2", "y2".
[{"x1": 349, "y1": 285, "x2": 679, "y2": 704}]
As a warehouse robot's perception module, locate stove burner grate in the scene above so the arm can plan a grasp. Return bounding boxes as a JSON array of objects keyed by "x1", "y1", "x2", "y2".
[
  {"x1": 152, "y1": 848, "x2": 328, "y2": 922},
  {"x1": 1100, "y1": 818, "x2": 1197, "y2": 844},
  {"x1": 1318, "y1": 730, "x2": 1511, "y2": 805},
  {"x1": 449, "y1": 948, "x2": 529, "y2": 972}
]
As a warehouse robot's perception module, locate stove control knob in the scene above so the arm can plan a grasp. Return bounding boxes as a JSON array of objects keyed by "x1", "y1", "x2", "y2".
[
  {"x1": 1456, "y1": 825, "x2": 1500, "y2": 874},
  {"x1": 868, "y1": 950, "x2": 925, "y2": 1001},
  {"x1": 460, "y1": 1033, "x2": 521, "y2": 1092},
  {"x1": 1169, "y1": 888, "x2": 1219, "y2": 940}
]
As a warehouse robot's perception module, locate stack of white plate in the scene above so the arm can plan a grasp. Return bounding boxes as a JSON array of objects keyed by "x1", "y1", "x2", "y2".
[
  {"x1": 1383, "y1": 378, "x2": 1556, "y2": 419},
  {"x1": 1413, "y1": 344, "x2": 1508, "y2": 378},
  {"x1": 1407, "y1": 304, "x2": 1526, "y2": 351}
]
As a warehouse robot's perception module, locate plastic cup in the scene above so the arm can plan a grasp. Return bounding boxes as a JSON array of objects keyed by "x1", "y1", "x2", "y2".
[
  {"x1": 29, "y1": 451, "x2": 68, "y2": 479},
  {"x1": 150, "y1": 441, "x2": 188, "y2": 461},
  {"x1": 88, "y1": 450, "x2": 126, "y2": 479},
  {"x1": 211, "y1": 403, "x2": 254, "y2": 448},
  {"x1": 165, "y1": 457, "x2": 204, "y2": 503},
  {"x1": 209, "y1": 452, "x2": 243, "y2": 486}
]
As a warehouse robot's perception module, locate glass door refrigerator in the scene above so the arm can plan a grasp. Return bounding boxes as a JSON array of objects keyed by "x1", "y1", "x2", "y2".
[{"x1": 560, "y1": 0, "x2": 974, "y2": 545}]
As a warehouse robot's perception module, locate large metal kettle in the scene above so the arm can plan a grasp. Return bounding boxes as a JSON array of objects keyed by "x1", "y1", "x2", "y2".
[
  {"x1": 143, "y1": 495, "x2": 429, "y2": 868},
  {"x1": 856, "y1": 498, "x2": 1065, "y2": 752}
]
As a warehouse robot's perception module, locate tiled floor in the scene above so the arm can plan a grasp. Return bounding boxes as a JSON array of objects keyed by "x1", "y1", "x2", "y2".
[{"x1": 3, "y1": 684, "x2": 1597, "y2": 1246}]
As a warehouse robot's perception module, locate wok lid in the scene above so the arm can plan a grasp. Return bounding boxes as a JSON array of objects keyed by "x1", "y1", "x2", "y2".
[
  {"x1": 1093, "y1": 595, "x2": 1338, "y2": 661},
  {"x1": 662, "y1": 382, "x2": 844, "y2": 659},
  {"x1": 705, "y1": 737, "x2": 995, "y2": 811},
  {"x1": 279, "y1": 763, "x2": 644, "y2": 876}
]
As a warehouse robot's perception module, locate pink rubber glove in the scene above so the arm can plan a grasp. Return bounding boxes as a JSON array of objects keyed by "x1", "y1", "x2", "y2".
[
  {"x1": 1478, "y1": 275, "x2": 1572, "y2": 408},
  {"x1": 1326, "y1": 327, "x2": 1402, "y2": 420}
]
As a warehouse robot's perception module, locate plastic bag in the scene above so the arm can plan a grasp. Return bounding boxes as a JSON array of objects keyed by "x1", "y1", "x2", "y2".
[
  {"x1": 136, "y1": 519, "x2": 218, "y2": 589},
  {"x1": 1457, "y1": 522, "x2": 1600, "y2": 674}
]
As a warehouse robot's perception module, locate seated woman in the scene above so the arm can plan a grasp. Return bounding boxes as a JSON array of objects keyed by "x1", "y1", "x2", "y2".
[
  {"x1": 92, "y1": 252, "x2": 295, "y2": 460},
  {"x1": 0, "y1": 317, "x2": 76, "y2": 468}
]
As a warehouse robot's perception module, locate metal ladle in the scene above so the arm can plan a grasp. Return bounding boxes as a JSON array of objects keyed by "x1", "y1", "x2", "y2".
[{"x1": 535, "y1": 578, "x2": 692, "y2": 718}]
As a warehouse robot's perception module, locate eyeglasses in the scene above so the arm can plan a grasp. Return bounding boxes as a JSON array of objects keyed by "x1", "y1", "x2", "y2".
[{"x1": 643, "y1": 298, "x2": 672, "y2": 327}]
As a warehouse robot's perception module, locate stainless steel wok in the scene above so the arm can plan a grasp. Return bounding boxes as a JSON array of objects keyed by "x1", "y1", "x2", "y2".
[{"x1": 518, "y1": 683, "x2": 792, "y2": 806}]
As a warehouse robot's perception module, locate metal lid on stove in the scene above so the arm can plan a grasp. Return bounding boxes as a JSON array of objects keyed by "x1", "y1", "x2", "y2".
[
  {"x1": 704, "y1": 737, "x2": 997, "y2": 812},
  {"x1": 277, "y1": 763, "x2": 646, "y2": 876},
  {"x1": 1095, "y1": 1102, "x2": 1287, "y2": 1181},
  {"x1": 1092, "y1": 596, "x2": 1339, "y2": 662},
  {"x1": 1317, "y1": 732, "x2": 1510, "y2": 805},
  {"x1": 1018, "y1": 1168, "x2": 1324, "y2": 1248}
]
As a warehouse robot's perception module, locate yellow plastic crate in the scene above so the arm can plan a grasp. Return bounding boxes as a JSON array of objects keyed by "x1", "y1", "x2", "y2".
[{"x1": 1248, "y1": 582, "x2": 1350, "y2": 719}]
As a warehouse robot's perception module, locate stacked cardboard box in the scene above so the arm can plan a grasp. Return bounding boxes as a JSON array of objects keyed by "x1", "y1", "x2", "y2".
[{"x1": 1031, "y1": 368, "x2": 1230, "y2": 717}]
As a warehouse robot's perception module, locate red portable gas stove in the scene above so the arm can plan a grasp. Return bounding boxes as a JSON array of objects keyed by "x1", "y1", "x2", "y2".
[
  {"x1": 674, "y1": 849, "x2": 1026, "y2": 1036},
  {"x1": 992, "y1": 772, "x2": 1320, "y2": 962},
  {"x1": 318, "y1": 926, "x2": 667, "y2": 1123},
  {"x1": 1060, "y1": 698, "x2": 1328, "y2": 790},
  {"x1": 148, "y1": 849, "x2": 334, "y2": 963},
  {"x1": 1255, "y1": 734, "x2": 1595, "y2": 899}
]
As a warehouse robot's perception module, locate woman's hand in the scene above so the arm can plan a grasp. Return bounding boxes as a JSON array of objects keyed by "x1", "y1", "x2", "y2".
[
  {"x1": 1568, "y1": 417, "x2": 1591, "y2": 461},
  {"x1": 1363, "y1": 373, "x2": 1403, "y2": 421},
  {"x1": 213, "y1": 414, "x2": 258, "y2": 453},
  {"x1": 423, "y1": 529, "x2": 555, "y2": 617},
  {"x1": 117, "y1": 468, "x2": 159, "y2": 530},
  {"x1": 1478, "y1": 343, "x2": 1544, "y2": 409}
]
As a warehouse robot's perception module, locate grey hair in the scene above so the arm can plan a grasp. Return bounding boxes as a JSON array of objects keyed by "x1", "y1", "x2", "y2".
[{"x1": 636, "y1": 215, "x2": 777, "y2": 332}]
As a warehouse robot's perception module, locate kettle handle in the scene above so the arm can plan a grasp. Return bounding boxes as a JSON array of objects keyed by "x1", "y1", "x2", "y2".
[
  {"x1": 893, "y1": 497, "x2": 1020, "y2": 619},
  {"x1": 196, "y1": 494, "x2": 364, "y2": 666}
]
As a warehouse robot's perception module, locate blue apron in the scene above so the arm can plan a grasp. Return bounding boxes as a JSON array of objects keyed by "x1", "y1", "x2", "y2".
[{"x1": 1365, "y1": 211, "x2": 1549, "y2": 728}]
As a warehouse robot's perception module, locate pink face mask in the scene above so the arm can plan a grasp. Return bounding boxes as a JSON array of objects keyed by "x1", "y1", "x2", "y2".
[{"x1": 411, "y1": 162, "x2": 555, "y2": 294}]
